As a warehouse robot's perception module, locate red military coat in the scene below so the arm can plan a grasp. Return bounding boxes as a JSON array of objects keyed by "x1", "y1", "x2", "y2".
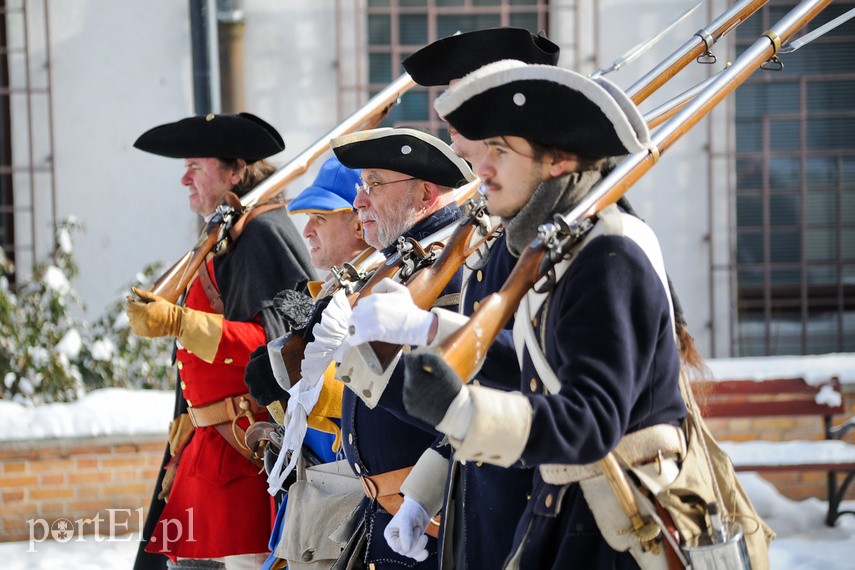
[{"x1": 145, "y1": 259, "x2": 272, "y2": 561}]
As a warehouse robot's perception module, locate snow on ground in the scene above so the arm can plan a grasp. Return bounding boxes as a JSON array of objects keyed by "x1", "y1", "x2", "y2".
[
  {"x1": 0, "y1": 388, "x2": 172, "y2": 440},
  {"x1": 706, "y1": 353, "x2": 855, "y2": 385},
  {"x1": 0, "y1": 356, "x2": 852, "y2": 567},
  {"x1": 0, "y1": 473, "x2": 850, "y2": 569}
]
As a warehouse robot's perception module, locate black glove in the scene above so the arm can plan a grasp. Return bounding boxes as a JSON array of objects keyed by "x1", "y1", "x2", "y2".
[
  {"x1": 403, "y1": 348, "x2": 463, "y2": 428},
  {"x1": 244, "y1": 344, "x2": 289, "y2": 407}
]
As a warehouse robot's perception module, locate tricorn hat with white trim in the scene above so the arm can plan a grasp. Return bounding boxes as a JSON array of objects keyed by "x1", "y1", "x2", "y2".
[
  {"x1": 331, "y1": 128, "x2": 476, "y2": 189},
  {"x1": 434, "y1": 60, "x2": 650, "y2": 158},
  {"x1": 134, "y1": 112, "x2": 285, "y2": 164},
  {"x1": 402, "y1": 27, "x2": 560, "y2": 86}
]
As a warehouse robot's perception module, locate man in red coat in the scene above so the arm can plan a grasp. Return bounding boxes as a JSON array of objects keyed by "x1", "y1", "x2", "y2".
[{"x1": 128, "y1": 113, "x2": 314, "y2": 570}]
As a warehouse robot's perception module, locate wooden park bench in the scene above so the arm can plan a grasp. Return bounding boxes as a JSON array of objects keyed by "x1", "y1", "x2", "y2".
[{"x1": 694, "y1": 376, "x2": 855, "y2": 526}]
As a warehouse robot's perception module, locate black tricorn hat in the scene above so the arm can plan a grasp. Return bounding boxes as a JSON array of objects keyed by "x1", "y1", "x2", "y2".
[
  {"x1": 331, "y1": 128, "x2": 476, "y2": 189},
  {"x1": 434, "y1": 61, "x2": 650, "y2": 158},
  {"x1": 133, "y1": 112, "x2": 285, "y2": 163},
  {"x1": 402, "y1": 27, "x2": 560, "y2": 87}
]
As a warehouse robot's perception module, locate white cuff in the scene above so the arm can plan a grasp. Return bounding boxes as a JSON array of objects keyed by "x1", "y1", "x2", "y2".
[
  {"x1": 335, "y1": 344, "x2": 401, "y2": 408},
  {"x1": 450, "y1": 385, "x2": 532, "y2": 467},
  {"x1": 400, "y1": 448, "x2": 449, "y2": 516},
  {"x1": 428, "y1": 308, "x2": 469, "y2": 347},
  {"x1": 436, "y1": 388, "x2": 474, "y2": 441}
]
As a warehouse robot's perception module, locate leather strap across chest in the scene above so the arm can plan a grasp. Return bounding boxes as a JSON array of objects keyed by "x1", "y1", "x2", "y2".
[{"x1": 194, "y1": 201, "x2": 286, "y2": 315}]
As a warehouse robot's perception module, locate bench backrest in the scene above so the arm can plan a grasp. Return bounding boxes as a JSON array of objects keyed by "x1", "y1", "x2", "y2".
[{"x1": 692, "y1": 376, "x2": 845, "y2": 418}]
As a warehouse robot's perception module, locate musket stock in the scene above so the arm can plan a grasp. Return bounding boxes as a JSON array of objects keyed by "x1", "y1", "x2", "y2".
[
  {"x1": 435, "y1": 0, "x2": 832, "y2": 383},
  {"x1": 146, "y1": 73, "x2": 417, "y2": 303}
]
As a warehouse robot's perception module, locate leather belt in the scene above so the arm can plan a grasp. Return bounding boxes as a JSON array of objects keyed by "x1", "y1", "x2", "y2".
[
  {"x1": 540, "y1": 424, "x2": 686, "y2": 485},
  {"x1": 187, "y1": 393, "x2": 263, "y2": 427},
  {"x1": 360, "y1": 466, "x2": 440, "y2": 539}
]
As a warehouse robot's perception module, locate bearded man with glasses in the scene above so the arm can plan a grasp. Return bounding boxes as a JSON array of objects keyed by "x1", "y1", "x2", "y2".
[{"x1": 271, "y1": 127, "x2": 475, "y2": 569}]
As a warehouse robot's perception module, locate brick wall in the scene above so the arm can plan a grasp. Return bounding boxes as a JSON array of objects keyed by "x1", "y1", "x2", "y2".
[
  {"x1": 1, "y1": 384, "x2": 852, "y2": 543},
  {"x1": 0, "y1": 434, "x2": 164, "y2": 543},
  {"x1": 703, "y1": 383, "x2": 855, "y2": 502}
]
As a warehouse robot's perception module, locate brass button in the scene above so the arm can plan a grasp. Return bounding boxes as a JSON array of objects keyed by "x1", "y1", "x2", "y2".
[
  {"x1": 177, "y1": 361, "x2": 184, "y2": 370},
  {"x1": 530, "y1": 377, "x2": 538, "y2": 391},
  {"x1": 205, "y1": 113, "x2": 215, "y2": 121},
  {"x1": 545, "y1": 493, "x2": 553, "y2": 508},
  {"x1": 476, "y1": 270, "x2": 483, "y2": 282},
  {"x1": 363, "y1": 389, "x2": 372, "y2": 399},
  {"x1": 301, "y1": 549, "x2": 314, "y2": 562},
  {"x1": 473, "y1": 300, "x2": 480, "y2": 311},
  {"x1": 532, "y1": 316, "x2": 538, "y2": 328},
  {"x1": 224, "y1": 357, "x2": 234, "y2": 364},
  {"x1": 475, "y1": 461, "x2": 484, "y2": 467},
  {"x1": 180, "y1": 381, "x2": 187, "y2": 390}
]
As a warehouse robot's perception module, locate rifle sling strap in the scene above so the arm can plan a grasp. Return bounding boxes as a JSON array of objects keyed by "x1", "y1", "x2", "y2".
[{"x1": 196, "y1": 201, "x2": 288, "y2": 314}]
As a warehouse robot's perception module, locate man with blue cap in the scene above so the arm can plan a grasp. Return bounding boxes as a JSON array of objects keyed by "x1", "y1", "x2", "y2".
[
  {"x1": 243, "y1": 155, "x2": 369, "y2": 570},
  {"x1": 288, "y1": 156, "x2": 368, "y2": 277}
]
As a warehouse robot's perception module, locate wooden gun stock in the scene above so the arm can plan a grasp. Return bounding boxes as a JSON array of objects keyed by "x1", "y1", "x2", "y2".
[
  {"x1": 439, "y1": 240, "x2": 546, "y2": 382},
  {"x1": 434, "y1": 0, "x2": 831, "y2": 383},
  {"x1": 145, "y1": 73, "x2": 416, "y2": 303}
]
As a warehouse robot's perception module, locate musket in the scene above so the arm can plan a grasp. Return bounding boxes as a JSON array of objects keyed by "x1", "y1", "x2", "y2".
[
  {"x1": 434, "y1": 0, "x2": 832, "y2": 384},
  {"x1": 276, "y1": 181, "x2": 481, "y2": 390},
  {"x1": 146, "y1": 73, "x2": 417, "y2": 303},
  {"x1": 351, "y1": 0, "x2": 772, "y2": 376}
]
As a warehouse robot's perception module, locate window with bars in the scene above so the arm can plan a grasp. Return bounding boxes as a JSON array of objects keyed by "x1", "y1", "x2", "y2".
[
  {"x1": 364, "y1": 0, "x2": 550, "y2": 139},
  {"x1": 733, "y1": 1, "x2": 855, "y2": 355}
]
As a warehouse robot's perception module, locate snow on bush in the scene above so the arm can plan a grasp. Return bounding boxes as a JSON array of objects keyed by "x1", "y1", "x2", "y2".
[{"x1": 0, "y1": 219, "x2": 174, "y2": 404}]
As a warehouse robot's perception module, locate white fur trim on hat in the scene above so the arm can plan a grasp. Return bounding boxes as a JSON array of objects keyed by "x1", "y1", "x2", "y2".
[{"x1": 435, "y1": 61, "x2": 650, "y2": 154}]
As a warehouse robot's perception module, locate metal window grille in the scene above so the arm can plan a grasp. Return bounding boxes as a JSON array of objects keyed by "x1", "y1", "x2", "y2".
[
  {"x1": 733, "y1": 0, "x2": 855, "y2": 355},
  {"x1": 342, "y1": 0, "x2": 550, "y2": 139}
]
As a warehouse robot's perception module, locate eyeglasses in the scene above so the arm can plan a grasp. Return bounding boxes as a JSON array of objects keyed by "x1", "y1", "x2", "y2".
[{"x1": 355, "y1": 177, "x2": 417, "y2": 196}]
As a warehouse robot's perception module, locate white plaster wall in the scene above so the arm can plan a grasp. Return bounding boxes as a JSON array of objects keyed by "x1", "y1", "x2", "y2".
[
  {"x1": 47, "y1": 0, "x2": 196, "y2": 315},
  {"x1": 37, "y1": 0, "x2": 342, "y2": 318}
]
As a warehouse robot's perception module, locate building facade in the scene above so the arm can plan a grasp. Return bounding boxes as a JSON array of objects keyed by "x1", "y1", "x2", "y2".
[{"x1": 1, "y1": 0, "x2": 852, "y2": 358}]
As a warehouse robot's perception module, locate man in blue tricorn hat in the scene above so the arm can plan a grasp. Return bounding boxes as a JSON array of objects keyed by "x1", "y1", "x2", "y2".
[{"x1": 128, "y1": 112, "x2": 314, "y2": 570}]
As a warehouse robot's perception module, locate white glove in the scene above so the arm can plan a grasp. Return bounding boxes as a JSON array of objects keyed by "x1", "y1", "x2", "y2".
[
  {"x1": 300, "y1": 289, "x2": 352, "y2": 385},
  {"x1": 384, "y1": 495, "x2": 430, "y2": 562},
  {"x1": 348, "y1": 278, "x2": 434, "y2": 347}
]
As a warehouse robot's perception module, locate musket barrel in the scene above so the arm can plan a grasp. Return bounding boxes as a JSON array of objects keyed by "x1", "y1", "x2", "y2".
[
  {"x1": 148, "y1": 73, "x2": 416, "y2": 302},
  {"x1": 239, "y1": 73, "x2": 417, "y2": 210},
  {"x1": 626, "y1": 0, "x2": 768, "y2": 103}
]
